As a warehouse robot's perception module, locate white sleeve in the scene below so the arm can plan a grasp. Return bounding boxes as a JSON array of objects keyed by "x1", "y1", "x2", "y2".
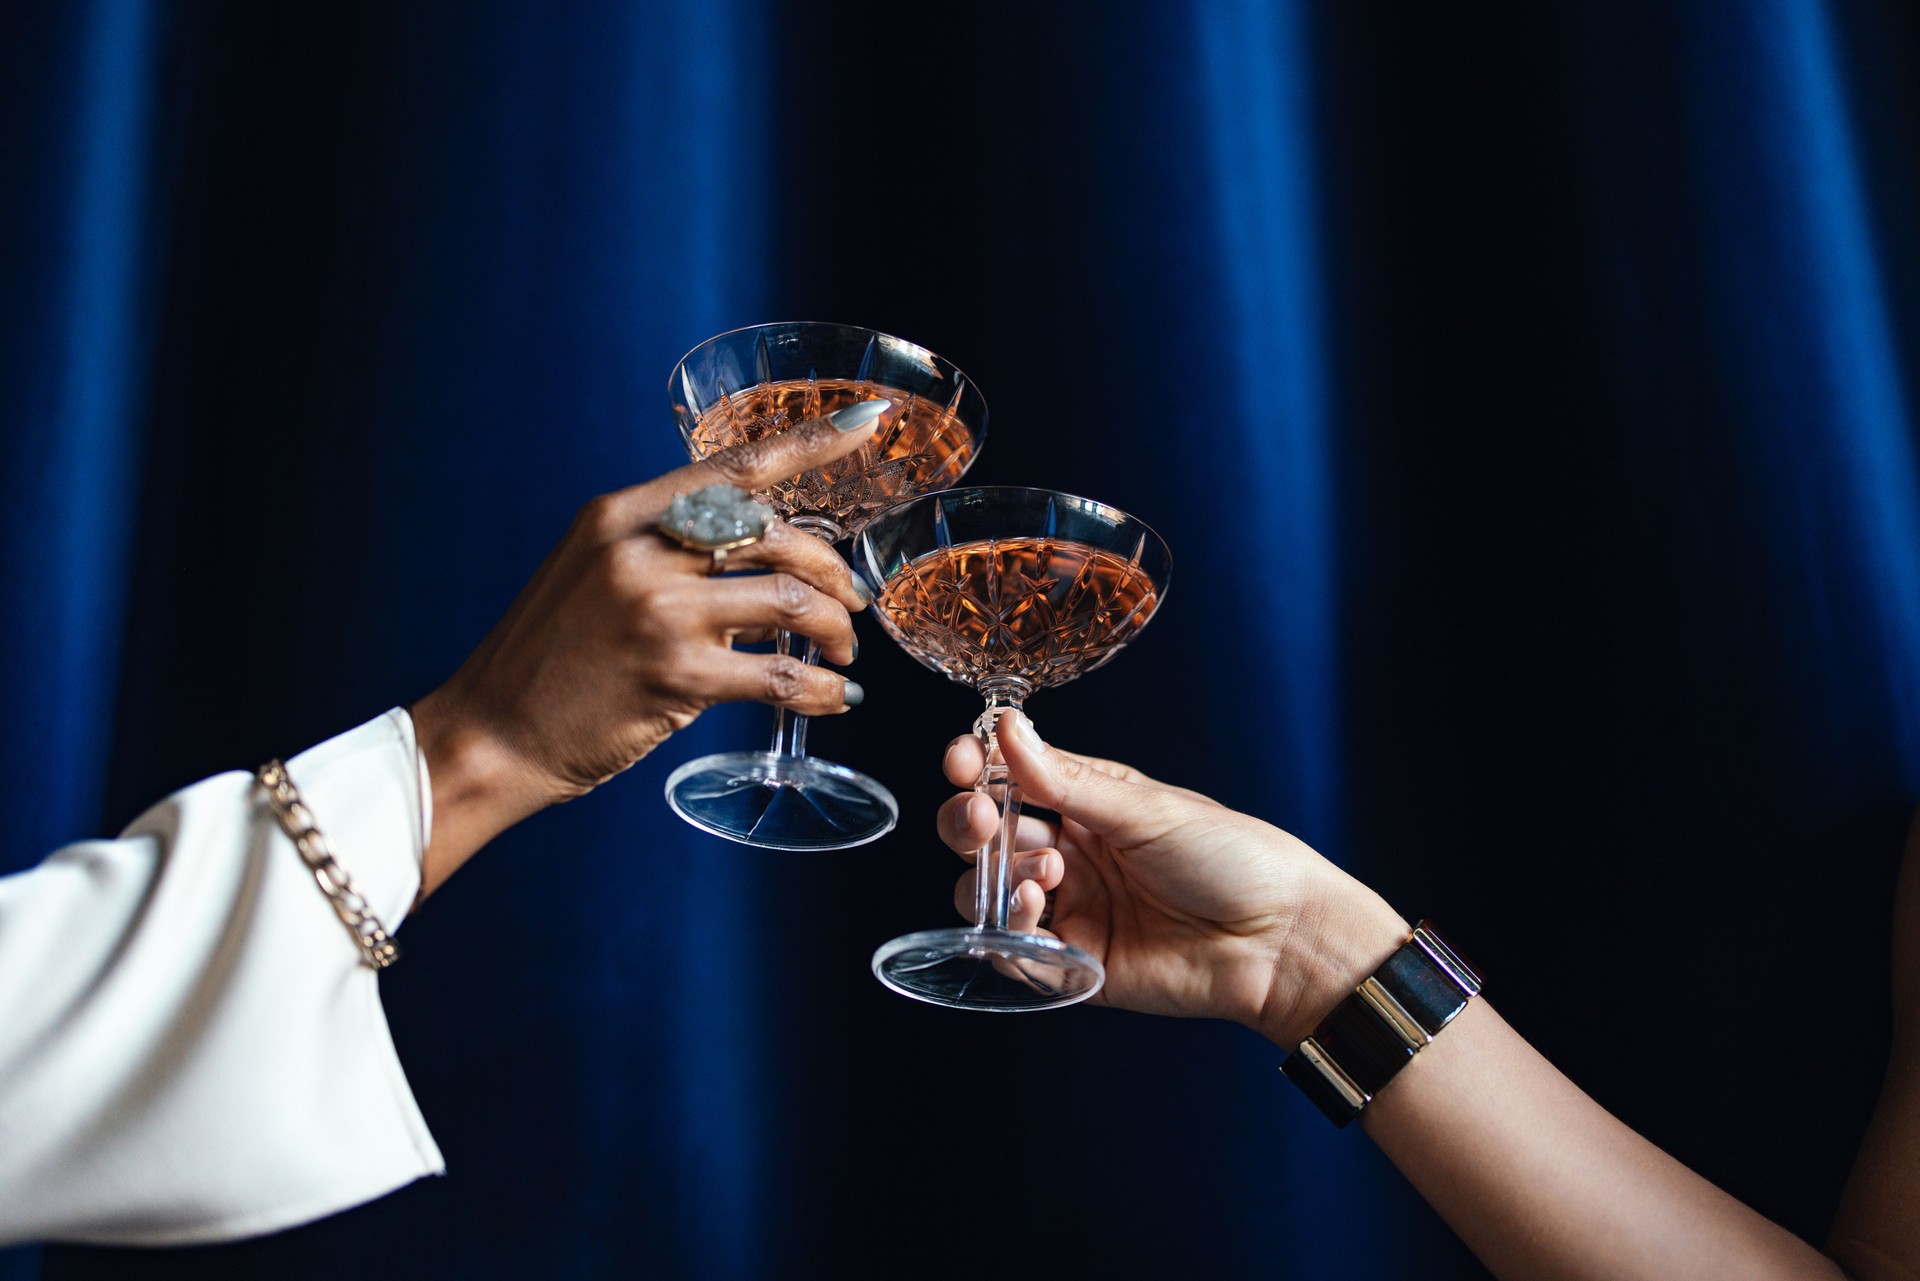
[{"x1": 0, "y1": 709, "x2": 446, "y2": 1247}]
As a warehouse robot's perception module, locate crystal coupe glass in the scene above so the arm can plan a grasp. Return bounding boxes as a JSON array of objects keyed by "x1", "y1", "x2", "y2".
[
  {"x1": 665, "y1": 322, "x2": 986, "y2": 850},
  {"x1": 854, "y1": 487, "x2": 1172, "y2": 1010}
]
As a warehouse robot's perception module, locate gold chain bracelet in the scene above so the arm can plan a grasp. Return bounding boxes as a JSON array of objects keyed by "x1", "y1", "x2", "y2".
[{"x1": 256, "y1": 759, "x2": 401, "y2": 969}]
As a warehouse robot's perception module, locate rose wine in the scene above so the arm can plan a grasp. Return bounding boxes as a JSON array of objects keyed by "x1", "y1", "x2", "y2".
[
  {"x1": 687, "y1": 378, "x2": 976, "y2": 533},
  {"x1": 876, "y1": 537, "x2": 1160, "y2": 689}
]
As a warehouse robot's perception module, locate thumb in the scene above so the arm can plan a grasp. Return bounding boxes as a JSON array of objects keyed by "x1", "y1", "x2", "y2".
[{"x1": 998, "y1": 711, "x2": 1185, "y2": 849}]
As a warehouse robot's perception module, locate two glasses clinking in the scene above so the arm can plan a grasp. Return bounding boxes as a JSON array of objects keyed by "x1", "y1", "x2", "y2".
[{"x1": 662, "y1": 322, "x2": 1171, "y2": 1013}]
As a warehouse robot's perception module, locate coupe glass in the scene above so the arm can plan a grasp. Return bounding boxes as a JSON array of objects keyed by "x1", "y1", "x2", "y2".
[
  {"x1": 854, "y1": 487, "x2": 1173, "y2": 1010},
  {"x1": 665, "y1": 322, "x2": 987, "y2": 850}
]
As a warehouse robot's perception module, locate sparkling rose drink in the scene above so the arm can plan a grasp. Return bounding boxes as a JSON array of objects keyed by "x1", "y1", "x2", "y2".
[
  {"x1": 687, "y1": 378, "x2": 976, "y2": 536},
  {"x1": 875, "y1": 538, "x2": 1160, "y2": 688},
  {"x1": 665, "y1": 323, "x2": 987, "y2": 852},
  {"x1": 855, "y1": 488, "x2": 1172, "y2": 1011}
]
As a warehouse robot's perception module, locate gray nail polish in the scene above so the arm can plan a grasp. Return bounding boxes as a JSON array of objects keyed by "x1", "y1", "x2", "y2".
[
  {"x1": 850, "y1": 638, "x2": 860, "y2": 661},
  {"x1": 850, "y1": 576, "x2": 872, "y2": 606},
  {"x1": 828, "y1": 399, "x2": 891, "y2": 433},
  {"x1": 842, "y1": 680, "x2": 865, "y2": 707}
]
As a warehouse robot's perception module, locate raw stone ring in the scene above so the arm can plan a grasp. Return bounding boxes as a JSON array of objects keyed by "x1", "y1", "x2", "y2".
[{"x1": 659, "y1": 482, "x2": 777, "y2": 575}]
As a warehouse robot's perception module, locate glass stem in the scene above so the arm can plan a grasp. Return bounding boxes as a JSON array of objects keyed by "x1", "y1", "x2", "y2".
[
  {"x1": 766, "y1": 630, "x2": 821, "y2": 757},
  {"x1": 972, "y1": 678, "x2": 1033, "y2": 931},
  {"x1": 767, "y1": 516, "x2": 846, "y2": 761}
]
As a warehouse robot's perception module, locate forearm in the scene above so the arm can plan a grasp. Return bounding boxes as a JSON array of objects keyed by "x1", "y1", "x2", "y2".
[
  {"x1": 1358, "y1": 998, "x2": 1844, "y2": 1281},
  {"x1": 1262, "y1": 816, "x2": 1918, "y2": 1281},
  {"x1": 967, "y1": 728, "x2": 1911, "y2": 1278},
  {"x1": 409, "y1": 685, "x2": 555, "y2": 898},
  {"x1": 1259, "y1": 877, "x2": 1848, "y2": 1279}
]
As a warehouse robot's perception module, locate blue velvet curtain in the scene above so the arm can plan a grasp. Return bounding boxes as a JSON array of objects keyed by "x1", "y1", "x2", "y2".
[{"x1": 3, "y1": 2, "x2": 1915, "y2": 1278}]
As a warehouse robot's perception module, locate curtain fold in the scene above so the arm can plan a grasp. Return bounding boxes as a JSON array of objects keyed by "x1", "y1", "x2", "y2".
[
  {"x1": 1189, "y1": 4, "x2": 1386, "y2": 1276},
  {"x1": 0, "y1": 0, "x2": 158, "y2": 875},
  {"x1": 1684, "y1": 0, "x2": 1920, "y2": 786},
  {"x1": 1, "y1": 10, "x2": 162, "y2": 1276}
]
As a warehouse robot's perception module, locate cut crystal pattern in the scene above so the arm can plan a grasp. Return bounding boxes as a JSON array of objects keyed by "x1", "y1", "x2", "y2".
[
  {"x1": 877, "y1": 535, "x2": 1160, "y2": 690},
  {"x1": 686, "y1": 377, "x2": 975, "y2": 536}
]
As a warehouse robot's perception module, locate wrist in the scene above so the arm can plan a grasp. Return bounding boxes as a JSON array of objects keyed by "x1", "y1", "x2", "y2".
[
  {"x1": 409, "y1": 684, "x2": 555, "y2": 897},
  {"x1": 1256, "y1": 868, "x2": 1411, "y2": 1050}
]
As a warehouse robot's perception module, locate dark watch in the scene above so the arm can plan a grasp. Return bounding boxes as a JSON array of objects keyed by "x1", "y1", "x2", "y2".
[{"x1": 1280, "y1": 922, "x2": 1480, "y2": 1127}]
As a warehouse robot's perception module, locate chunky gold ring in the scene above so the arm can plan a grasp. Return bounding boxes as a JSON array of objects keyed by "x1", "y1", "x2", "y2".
[{"x1": 658, "y1": 483, "x2": 775, "y2": 576}]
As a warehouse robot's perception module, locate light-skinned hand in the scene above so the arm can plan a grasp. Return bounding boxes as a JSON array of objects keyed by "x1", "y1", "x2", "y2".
[{"x1": 938, "y1": 710, "x2": 1410, "y2": 1047}]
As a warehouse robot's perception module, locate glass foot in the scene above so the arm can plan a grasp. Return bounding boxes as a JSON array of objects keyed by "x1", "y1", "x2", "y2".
[
  {"x1": 872, "y1": 927, "x2": 1104, "y2": 1011},
  {"x1": 665, "y1": 750, "x2": 898, "y2": 851}
]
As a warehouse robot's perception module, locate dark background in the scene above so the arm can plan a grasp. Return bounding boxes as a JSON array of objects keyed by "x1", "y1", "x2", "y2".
[{"x1": 5, "y1": 1, "x2": 1918, "y2": 1277}]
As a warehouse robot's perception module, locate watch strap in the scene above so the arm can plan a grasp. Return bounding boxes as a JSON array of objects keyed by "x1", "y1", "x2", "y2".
[{"x1": 1281, "y1": 922, "x2": 1479, "y2": 1127}]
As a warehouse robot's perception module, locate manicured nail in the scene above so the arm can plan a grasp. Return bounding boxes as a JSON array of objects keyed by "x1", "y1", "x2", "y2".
[
  {"x1": 842, "y1": 680, "x2": 865, "y2": 707},
  {"x1": 1003, "y1": 710, "x2": 1038, "y2": 747},
  {"x1": 850, "y1": 576, "x2": 872, "y2": 606},
  {"x1": 850, "y1": 638, "x2": 860, "y2": 661},
  {"x1": 829, "y1": 399, "x2": 891, "y2": 432}
]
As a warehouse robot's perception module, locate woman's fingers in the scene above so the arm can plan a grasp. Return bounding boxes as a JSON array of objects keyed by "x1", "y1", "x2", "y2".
[
  {"x1": 950, "y1": 850, "x2": 1065, "y2": 921},
  {"x1": 676, "y1": 405, "x2": 886, "y2": 498},
  {"x1": 1007, "y1": 880, "x2": 1050, "y2": 933},
  {"x1": 941, "y1": 730, "x2": 1170, "y2": 791},
  {"x1": 1023, "y1": 850, "x2": 1066, "y2": 891},
  {"x1": 588, "y1": 409, "x2": 886, "y2": 546},
  {"x1": 702, "y1": 574, "x2": 856, "y2": 666},
  {"x1": 997, "y1": 711, "x2": 1188, "y2": 848},
  {"x1": 937, "y1": 792, "x2": 995, "y2": 853},
  {"x1": 635, "y1": 510, "x2": 868, "y2": 615},
  {"x1": 719, "y1": 518, "x2": 868, "y2": 612},
  {"x1": 943, "y1": 735, "x2": 989, "y2": 786},
  {"x1": 936, "y1": 791, "x2": 1059, "y2": 859},
  {"x1": 680, "y1": 649, "x2": 861, "y2": 717}
]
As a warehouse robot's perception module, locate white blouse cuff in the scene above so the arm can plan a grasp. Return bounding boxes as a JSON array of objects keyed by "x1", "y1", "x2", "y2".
[{"x1": 0, "y1": 709, "x2": 447, "y2": 1246}]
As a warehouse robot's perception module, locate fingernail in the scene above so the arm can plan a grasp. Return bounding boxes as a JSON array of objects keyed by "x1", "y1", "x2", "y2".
[
  {"x1": 842, "y1": 680, "x2": 865, "y2": 707},
  {"x1": 850, "y1": 576, "x2": 872, "y2": 606},
  {"x1": 1003, "y1": 710, "x2": 1039, "y2": 748},
  {"x1": 850, "y1": 638, "x2": 860, "y2": 662},
  {"x1": 829, "y1": 399, "x2": 891, "y2": 433}
]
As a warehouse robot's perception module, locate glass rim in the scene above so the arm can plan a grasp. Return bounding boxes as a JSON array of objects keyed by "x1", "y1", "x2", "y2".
[
  {"x1": 666, "y1": 319, "x2": 988, "y2": 420},
  {"x1": 856, "y1": 484, "x2": 1173, "y2": 581}
]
